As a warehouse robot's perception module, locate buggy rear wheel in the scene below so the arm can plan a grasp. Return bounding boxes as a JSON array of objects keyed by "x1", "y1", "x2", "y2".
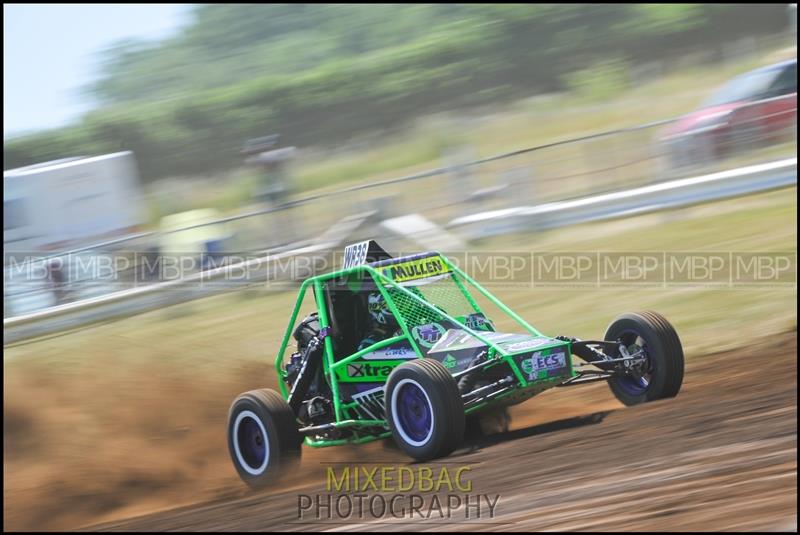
[
  {"x1": 227, "y1": 388, "x2": 302, "y2": 488},
  {"x1": 385, "y1": 359, "x2": 465, "y2": 461},
  {"x1": 605, "y1": 311, "x2": 684, "y2": 406}
]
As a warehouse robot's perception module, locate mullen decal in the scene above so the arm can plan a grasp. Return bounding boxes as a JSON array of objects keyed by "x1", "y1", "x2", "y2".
[{"x1": 381, "y1": 255, "x2": 451, "y2": 283}]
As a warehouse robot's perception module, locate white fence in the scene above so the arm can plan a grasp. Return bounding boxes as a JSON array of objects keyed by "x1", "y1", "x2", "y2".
[{"x1": 4, "y1": 157, "x2": 796, "y2": 344}]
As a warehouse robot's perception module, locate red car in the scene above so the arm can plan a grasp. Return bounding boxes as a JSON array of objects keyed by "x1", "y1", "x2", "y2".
[{"x1": 662, "y1": 59, "x2": 797, "y2": 168}]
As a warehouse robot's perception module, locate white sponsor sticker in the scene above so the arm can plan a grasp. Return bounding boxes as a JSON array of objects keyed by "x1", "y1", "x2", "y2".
[
  {"x1": 522, "y1": 351, "x2": 567, "y2": 380},
  {"x1": 362, "y1": 346, "x2": 416, "y2": 360},
  {"x1": 343, "y1": 240, "x2": 370, "y2": 269},
  {"x1": 504, "y1": 337, "x2": 551, "y2": 352}
]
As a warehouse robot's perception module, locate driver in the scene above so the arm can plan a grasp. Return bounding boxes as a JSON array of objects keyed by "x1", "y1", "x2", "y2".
[{"x1": 358, "y1": 291, "x2": 403, "y2": 351}]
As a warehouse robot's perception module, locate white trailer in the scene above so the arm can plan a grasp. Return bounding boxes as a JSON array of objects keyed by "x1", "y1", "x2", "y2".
[
  {"x1": 4, "y1": 152, "x2": 147, "y2": 316},
  {"x1": 4, "y1": 151, "x2": 145, "y2": 255}
]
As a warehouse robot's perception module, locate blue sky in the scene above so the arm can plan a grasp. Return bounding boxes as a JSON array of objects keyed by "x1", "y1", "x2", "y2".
[{"x1": 4, "y1": 4, "x2": 192, "y2": 139}]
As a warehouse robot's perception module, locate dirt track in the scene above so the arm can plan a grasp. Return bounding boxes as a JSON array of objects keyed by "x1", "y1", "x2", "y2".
[{"x1": 86, "y1": 331, "x2": 797, "y2": 532}]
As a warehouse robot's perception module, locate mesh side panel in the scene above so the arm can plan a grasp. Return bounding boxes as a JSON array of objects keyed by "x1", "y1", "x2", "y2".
[
  {"x1": 384, "y1": 276, "x2": 478, "y2": 330},
  {"x1": 413, "y1": 278, "x2": 477, "y2": 319}
]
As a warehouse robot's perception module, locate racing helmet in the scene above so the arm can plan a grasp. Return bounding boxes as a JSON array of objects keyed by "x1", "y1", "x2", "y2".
[{"x1": 367, "y1": 291, "x2": 396, "y2": 326}]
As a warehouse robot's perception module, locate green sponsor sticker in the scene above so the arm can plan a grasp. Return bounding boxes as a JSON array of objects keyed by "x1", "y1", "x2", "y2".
[
  {"x1": 521, "y1": 358, "x2": 534, "y2": 375},
  {"x1": 336, "y1": 359, "x2": 407, "y2": 382},
  {"x1": 411, "y1": 323, "x2": 446, "y2": 349},
  {"x1": 442, "y1": 354, "x2": 457, "y2": 369},
  {"x1": 519, "y1": 348, "x2": 568, "y2": 381}
]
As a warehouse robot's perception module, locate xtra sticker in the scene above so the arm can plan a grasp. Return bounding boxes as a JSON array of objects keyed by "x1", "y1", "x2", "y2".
[{"x1": 338, "y1": 359, "x2": 407, "y2": 382}]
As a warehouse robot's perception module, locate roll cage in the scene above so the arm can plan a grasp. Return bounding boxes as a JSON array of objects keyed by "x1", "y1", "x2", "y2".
[{"x1": 275, "y1": 252, "x2": 582, "y2": 447}]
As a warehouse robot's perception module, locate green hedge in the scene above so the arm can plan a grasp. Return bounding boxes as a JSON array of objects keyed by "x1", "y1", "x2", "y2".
[{"x1": 4, "y1": 4, "x2": 790, "y2": 181}]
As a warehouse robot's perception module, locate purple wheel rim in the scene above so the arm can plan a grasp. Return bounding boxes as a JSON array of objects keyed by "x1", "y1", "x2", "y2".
[
  {"x1": 237, "y1": 416, "x2": 266, "y2": 469},
  {"x1": 615, "y1": 330, "x2": 653, "y2": 396},
  {"x1": 396, "y1": 382, "x2": 432, "y2": 443}
]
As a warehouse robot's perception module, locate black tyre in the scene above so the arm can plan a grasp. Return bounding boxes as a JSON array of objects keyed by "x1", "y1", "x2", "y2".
[
  {"x1": 605, "y1": 311, "x2": 684, "y2": 407},
  {"x1": 227, "y1": 388, "x2": 302, "y2": 488},
  {"x1": 385, "y1": 359, "x2": 465, "y2": 461}
]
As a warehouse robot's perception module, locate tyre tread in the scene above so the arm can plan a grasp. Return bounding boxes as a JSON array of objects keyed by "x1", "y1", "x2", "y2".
[
  {"x1": 386, "y1": 358, "x2": 465, "y2": 460},
  {"x1": 605, "y1": 311, "x2": 684, "y2": 405}
]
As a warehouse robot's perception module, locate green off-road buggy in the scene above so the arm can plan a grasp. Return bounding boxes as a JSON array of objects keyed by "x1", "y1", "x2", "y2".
[{"x1": 228, "y1": 241, "x2": 684, "y2": 487}]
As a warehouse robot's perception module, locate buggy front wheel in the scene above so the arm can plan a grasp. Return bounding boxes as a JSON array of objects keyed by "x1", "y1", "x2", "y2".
[
  {"x1": 605, "y1": 311, "x2": 684, "y2": 406},
  {"x1": 385, "y1": 359, "x2": 465, "y2": 461}
]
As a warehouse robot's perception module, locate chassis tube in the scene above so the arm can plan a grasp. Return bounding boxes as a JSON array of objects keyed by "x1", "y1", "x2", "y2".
[
  {"x1": 275, "y1": 277, "x2": 315, "y2": 398},
  {"x1": 444, "y1": 258, "x2": 543, "y2": 337},
  {"x1": 331, "y1": 335, "x2": 408, "y2": 370},
  {"x1": 313, "y1": 280, "x2": 343, "y2": 422}
]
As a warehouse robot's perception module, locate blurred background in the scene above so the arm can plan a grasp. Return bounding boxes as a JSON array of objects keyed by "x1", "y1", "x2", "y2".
[
  {"x1": 3, "y1": 4, "x2": 797, "y2": 315},
  {"x1": 3, "y1": 3, "x2": 797, "y2": 532}
]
